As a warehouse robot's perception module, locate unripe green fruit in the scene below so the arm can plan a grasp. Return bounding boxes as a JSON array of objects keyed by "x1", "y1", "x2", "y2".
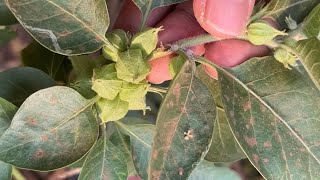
[
  {"x1": 247, "y1": 21, "x2": 287, "y2": 45},
  {"x1": 274, "y1": 48, "x2": 296, "y2": 69}
]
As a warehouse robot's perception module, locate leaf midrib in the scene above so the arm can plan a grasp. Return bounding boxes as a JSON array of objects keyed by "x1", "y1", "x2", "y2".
[{"x1": 219, "y1": 63, "x2": 320, "y2": 166}]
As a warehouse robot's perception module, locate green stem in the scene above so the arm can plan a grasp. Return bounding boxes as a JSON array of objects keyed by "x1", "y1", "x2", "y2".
[
  {"x1": 148, "y1": 86, "x2": 168, "y2": 94},
  {"x1": 173, "y1": 34, "x2": 217, "y2": 49},
  {"x1": 12, "y1": 167, "x2": 26, "y2": 180},
  {"x1": 171, "y1": 34, "x2": 248, "y2": 50}
]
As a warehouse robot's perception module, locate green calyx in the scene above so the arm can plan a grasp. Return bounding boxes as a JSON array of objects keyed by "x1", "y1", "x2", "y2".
[
  {"x1": 93, "y1": 28, "x2": 162, "y2": 122},
  {"x1": 274, "y1": 48, "x2": 297, "y2": 69},
  {"x1": 247, "y1": 21, "x2": 288, "y2": 45}
]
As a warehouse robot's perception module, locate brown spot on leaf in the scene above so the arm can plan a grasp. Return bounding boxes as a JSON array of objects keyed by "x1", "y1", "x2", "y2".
[
  {"x1": 49, "y1": 95, "x2": 58, "y2": 104},
  {"x1": 263, "y1": 158, "x2": 269, "y2": 163},
  {"x1": 151, "y1": 170, "x2": 161, "y2": 180},
  {"x1": 27, "y1": 117, "x2": 37, "y2": 126},
  {"x1": 180, "y1": 106, "x2": 187, "y2": 114},
  {"x1": 274, "y1": 133, "x2": 282, "y2": 142},
  {"x1": 41, "y1": 134, "x2": 48, "y2": 142},
  {"x1": 246, "y1": 124, "x2": 250, "y2": 129},
  {"x1": 223, "y1": 95, "x2": 230, "y2": 102},
  {"x1": 229, "y1": 111, "x2": 234, "y2": 118},
  {"x1": 173, "y1": 83, "x2": 181, "y2": 100},
  {"x1": 243, "y1": 101, "x2": 251, "y2": 111},
  {"x1": 263, "y1": 141, "x2": 272, "y2": 148},
  {"x1": 253, "y1": 154, "x2": 259, "y2": 164},
  {"x1": 34, "y1": 149, "x2": 45, "y2": 159},
  {"x1": 244, "y1": 136, "x2": 257, "y2": 148},
  {"x1": 249, "y1": 117, "x2": 254, "y2": 125},
  {"x1": 152, "y1": 150, "x2": 158, "y2": 160}
]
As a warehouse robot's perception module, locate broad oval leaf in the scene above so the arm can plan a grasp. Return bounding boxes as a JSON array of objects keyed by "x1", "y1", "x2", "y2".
[
  {"x1": 0, "y1": 97, "x2": 17, "y2": 137},
  {"x1": 188, "y1": 160, "x2": 241, "y2": 180},
  {"x1": 79, "y1": 135, "x2": 127, "y2": 180},
  {"x1": 109, "y1": 123, "x2": 137, "y2": 176},
  {"x1": 0, "y1": 98, "x2": 16, "y2": 180},
  {"x1": 22, "y1": 41, "x2": 72, "y2": 82},
  {"x1": 0, "y1": 67, "x2": 56, "y2": 106},
  {"x1": 0, "y1": 161, "x2": 11, "y2": 180},
  {"x1": 116, "y1": 122, "x2": 154, "y2": 180},
  {"x1": 0, "y1": 86, "x2": 99, "y2": 171},
  {"x1": 132, "y1": 0, "x2": 187, "y2": 27},
  {"x1": 265, "y1": 0, "x2": 319, "y2": 30},
  {"x1": 0, "y1": 0, "x2": 17, "y2": 25},
  {"x1": 293, "y1": 37, "x2": 320, "y2": 90},
  {"x1": 149, "y1": 62, "x2": 216, "y2": 180},
  {"x1": 5, "y1": 0, "x2": 111, "y2": 55},
  {"x1": 195, "y1": 66, "x2": 245, "y2": 163},
  {"x1": 219, "y1": 56, "x2": 320, "y2": 179},
  {"x1": 302, "y1": 3, "x2": 320, "y2": 38}
]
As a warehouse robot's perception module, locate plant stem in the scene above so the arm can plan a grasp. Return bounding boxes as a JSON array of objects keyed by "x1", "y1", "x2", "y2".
[
  {"x1": 12, "y1": 167, "x2": 26, "y2": 180},
  {"x1": 173, "y1": 34, "x2": 217, "y2": 49},
  {"x1": 148, "y1": 86, "x2": 168, "y2": 94},
  {"x1": 171, "y1": 34, "x2": 248, "y2": 50}
]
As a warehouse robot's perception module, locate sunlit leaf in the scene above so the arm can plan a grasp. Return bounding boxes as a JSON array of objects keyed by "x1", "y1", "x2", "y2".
[
  {"x1": 79, "y1": 135, "x2": 127, "y2": 180},
  {"x1": 293, "y1": 37, "x2": 320, "y2": 90},
  {"x1": 302, "y1": 3, "x2": 320, "y2": 38},
  {"x1": 149, "y1": 62, "x2": 216, "y2": 179},
  {"x1": 195, "y1": 66, "x2": 245, "y2": 163},
  {"x1": 5, "y1": 0, "x2": 113, "y2": 55},
  {"x1": 218, "y1": 56, "x2": 320, "y2": 179},
  {"x1": 96, "y1": 96, "x2": 129, "y2": 123},
  {"x1": 116, "y1": 121, "x2": 154, "y2": 180},
  {"x1": 0, "y1": 87, "x2": 99, "y2": 171},
  {"x1": 265, "y1": 0, "x2": 319, "y2": 29}
]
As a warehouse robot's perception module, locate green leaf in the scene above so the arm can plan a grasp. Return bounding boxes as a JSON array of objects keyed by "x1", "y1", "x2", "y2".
[
  {"x1": 131, "y1": 28, "x2": 162, "y2": 57},
  {"x1": 0, "y1": 98, "x2": 17, "y2": 137},
  {"x1": 188, "y1": 160, "x2": 241, "y2": 180},
  {"x1": 0, "y1": 98, "x2": 15, "y2": 180},
  {"x1": 109, "y1": 123, "x2": 137, "y2": 176},
  {"x1": 0, "y1": 161, "x2": 11, "y2": 180},
  {"x1": 92, "y1": 63, "x2": 124, "y2": 100},
  {"x1": 5, "y1": 0, "x2": 112, "y2": 55},
  {"x1": 0, "y1": 67, "x2": 56, "y2": 106},
  {"x1": 116, "y1": 122, "x2": 154, "y2": 180},
  {"x1": 22, "y1": 41, "x2": 72, "y2": 82},
  {"x1": 132, "y1": 0, "x2": 187, "y2": 27},
  {"x1": 195, "y1": 66, "x2": 245, "y2": 163},
  {"x1": 103, "y1": 29, "x2": 130, "y2": 62},
  {"x1": 0, "y1": 26, "x2": 16, "y2": 46},
  {"x1": 293, "y1": 37, "x2": 320, "y2": 90},
  {"x1": 116, "y1": 49, "x2": 151, "y2": 84},
  {"x1": 0, "y1": 86, "x2": 99, "y2": 171},
  {"x1": 0, "y1": 0, "x2": 17, "y2": 25},
  {"x1": 149, "y1": 62, "x2": 216, "y2": 180},
  {"x1": 96, "y1": 96, "x2": 129, "y2": 123},
  {"x1": 302, "y1": 3, "x2": 320, "y2": 38},
  {"x1": 218, "y1": 56, "x2": 320, "y2": 179},
  {"x1": 70, "y1": 55, "x2": 107, "y2": 99},
  {"x1": 265, "y1": 0, "x2": 319, "y2": 30},
  {"x1": 119, "y1": 82, "x2": 148, "y2": 100},
  {"x1": 79, "y1": 135, "x2": 127, "y2": 180},
  {"x1": 169, "y1": 55, "x2": 186, "y2": 78}
]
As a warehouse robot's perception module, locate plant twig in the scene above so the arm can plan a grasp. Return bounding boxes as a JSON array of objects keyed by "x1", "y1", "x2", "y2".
[{"x1": 12, "y1": 167, "x2": 26, "y2": 180}]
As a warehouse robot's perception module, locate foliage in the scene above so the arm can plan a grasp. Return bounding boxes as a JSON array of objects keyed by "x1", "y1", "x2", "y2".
[{"x1": 0, "y1": 0, "x2": 319, "y2": 179}]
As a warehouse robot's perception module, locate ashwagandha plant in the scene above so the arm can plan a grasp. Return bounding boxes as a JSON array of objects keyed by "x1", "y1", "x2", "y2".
[{"x1": 0, "y1": 0, "x2": 320, "y2": 179}]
